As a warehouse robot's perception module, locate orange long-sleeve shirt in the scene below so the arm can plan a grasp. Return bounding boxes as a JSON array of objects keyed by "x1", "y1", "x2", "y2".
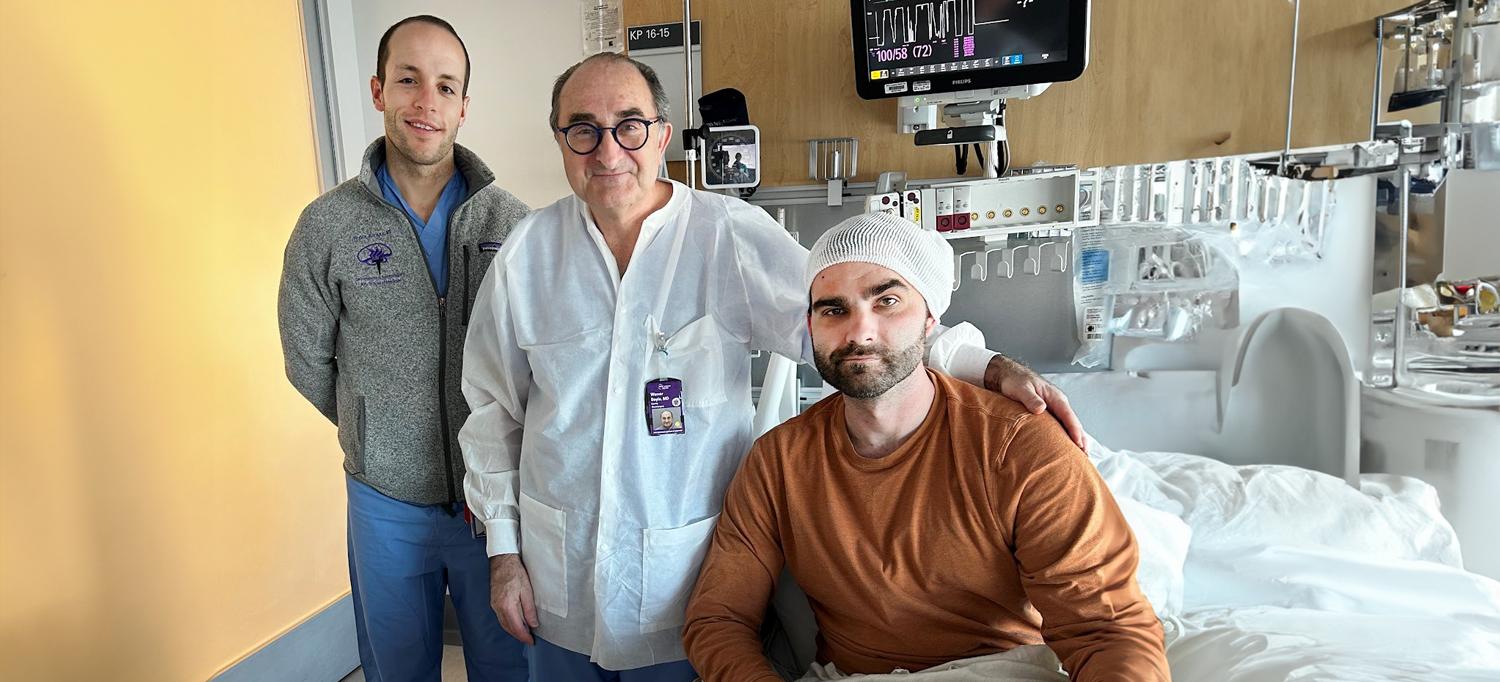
[{"x1": 683, "y1": 370, "x2": 1168, "y2": 681}]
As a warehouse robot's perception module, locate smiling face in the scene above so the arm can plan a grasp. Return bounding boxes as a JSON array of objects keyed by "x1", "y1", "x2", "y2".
[
  {"x1": 808, "y1": 262, "x2": 935, "y2": 400},
  {"x1": 552, "y1": 59, "x2": 672, "y2": 215},
  {"x1": 370, "y1": 21, "x2": 469, "y2": 167}
]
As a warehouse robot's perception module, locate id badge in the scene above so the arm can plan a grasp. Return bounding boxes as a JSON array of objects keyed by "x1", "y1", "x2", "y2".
[
  {"x1": 645, "y1": 377, "x2": 686, "y2": 436},
  {"x1": 464, "y1": 506, "x2": 486, "y2": 539}
]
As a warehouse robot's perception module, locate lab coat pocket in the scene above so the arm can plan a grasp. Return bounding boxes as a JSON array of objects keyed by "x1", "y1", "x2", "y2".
[
  {"x1": 658, "y1": 315, "x2": 730, "y2": 408},
  {"x1": 639, "y1": 512, "x2": 720, "y2": 633},
  {"x1": 518, "y1": 492, "x2": 568, "y2": 618}
]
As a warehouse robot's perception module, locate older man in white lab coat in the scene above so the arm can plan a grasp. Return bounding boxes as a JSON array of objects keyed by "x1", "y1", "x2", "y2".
[{"x1": 458, "y1": 52, "x2": 1082, "y2": 681}]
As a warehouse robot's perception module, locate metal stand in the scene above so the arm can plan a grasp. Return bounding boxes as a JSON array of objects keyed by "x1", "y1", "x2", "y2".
[
  {"x1": 1280, "y1": 0, "x2": 1302, "y2": 176},
  {"x1": 681, "y1": 0, "x2": 696, "y2": 189}
]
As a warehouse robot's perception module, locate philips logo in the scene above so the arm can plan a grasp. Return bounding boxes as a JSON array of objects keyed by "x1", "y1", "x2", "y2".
[{"x1": 953, "y1": 78, "x2": 972, "y2": 85}]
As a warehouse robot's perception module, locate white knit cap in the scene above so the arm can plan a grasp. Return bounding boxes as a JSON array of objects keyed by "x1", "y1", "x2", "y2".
[{"x1": 805, "y1": 212, "x2": 955, "y2": 321}]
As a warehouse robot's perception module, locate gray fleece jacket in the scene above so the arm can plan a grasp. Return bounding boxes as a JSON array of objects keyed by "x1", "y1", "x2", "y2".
[{"x1": 279, "y1": 139, "x2": 530, "y2": 505}]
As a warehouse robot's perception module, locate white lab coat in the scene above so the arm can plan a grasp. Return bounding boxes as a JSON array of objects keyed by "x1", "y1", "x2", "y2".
[{"x1": 459, "y1": 181, "x2": 995, "y2": 670}]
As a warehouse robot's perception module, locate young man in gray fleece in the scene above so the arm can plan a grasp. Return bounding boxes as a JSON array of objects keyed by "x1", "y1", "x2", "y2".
[{"x1": 277, "y1": 15, "x2": 528, "y2": 681}]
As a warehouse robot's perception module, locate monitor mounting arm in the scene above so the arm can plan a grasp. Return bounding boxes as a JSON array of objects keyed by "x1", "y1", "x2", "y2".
[{"x1": 898, "y1": 85, "x2": 1050, "y2": 179}]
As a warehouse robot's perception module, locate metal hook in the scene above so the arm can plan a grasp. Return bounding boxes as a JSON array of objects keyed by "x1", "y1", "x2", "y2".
[
  {"x1": 1011, "y1": 245, "x2": 1038, "y2": 276},
  {"x1": 1039, "y1": 240, "x2": 1069, "y2": 273},
  {"x1": 953, "y1": 251, "x2": 979, "y2": 291},
  {"x1": 984, "y1": 246, "x2": 1013, "y2": 279}
]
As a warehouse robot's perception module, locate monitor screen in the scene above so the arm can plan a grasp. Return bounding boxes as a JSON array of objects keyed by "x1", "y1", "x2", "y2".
[{"x1": 851, "y1": 0, "x2": 1089, "y2": 100}]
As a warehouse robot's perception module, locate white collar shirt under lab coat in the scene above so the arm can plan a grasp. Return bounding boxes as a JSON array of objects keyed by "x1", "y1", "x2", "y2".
[{"x1": 458, "y1": 180, "x2": 996, "y2": 670}]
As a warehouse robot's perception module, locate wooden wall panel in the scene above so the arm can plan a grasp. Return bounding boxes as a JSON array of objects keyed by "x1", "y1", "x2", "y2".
[{"x1": 624, "y1": 0, "x2": 1411, "y2": 187}]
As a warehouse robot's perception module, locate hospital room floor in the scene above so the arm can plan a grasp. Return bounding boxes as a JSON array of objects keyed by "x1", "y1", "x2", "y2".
[{"x1": 338, "y1": 645, "x2": 469, "y2": 682}]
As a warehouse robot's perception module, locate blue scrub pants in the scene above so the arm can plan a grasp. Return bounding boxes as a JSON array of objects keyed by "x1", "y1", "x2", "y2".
[
  {"x1": 346, "y1": 476, "x2": 528, "y2": 681},
  {"x1": 530, "y1": 638, "x2": 698, "y2": 682}
]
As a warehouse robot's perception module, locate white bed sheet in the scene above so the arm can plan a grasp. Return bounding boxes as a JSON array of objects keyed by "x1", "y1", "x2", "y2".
[{"x1": 1090, "y1": 439, "x2": 1500, "y2": 681}]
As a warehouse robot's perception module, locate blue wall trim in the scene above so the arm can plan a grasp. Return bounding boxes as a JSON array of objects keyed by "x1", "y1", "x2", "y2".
[{"x1": 212, "y1": 594, "x2": 358, "y2": 682}]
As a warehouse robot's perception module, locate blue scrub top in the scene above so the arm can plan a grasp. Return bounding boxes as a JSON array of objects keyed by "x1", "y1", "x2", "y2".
[{"x1": 376, "y1": 162, "x2": 467, "y2": 296}]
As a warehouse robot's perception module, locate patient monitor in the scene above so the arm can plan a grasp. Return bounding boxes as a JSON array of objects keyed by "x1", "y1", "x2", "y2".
[{"x1": 850, "y1": 0, "x2": 1091, "y2": 176}]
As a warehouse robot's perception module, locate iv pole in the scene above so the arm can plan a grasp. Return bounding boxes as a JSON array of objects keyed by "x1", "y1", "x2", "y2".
[
  {"x1": 681, "y1": 0, "x2": 697, "y2": 189},
  {"x1": 1279, "y1": 0, "x2": 1302, "y2": 177}
]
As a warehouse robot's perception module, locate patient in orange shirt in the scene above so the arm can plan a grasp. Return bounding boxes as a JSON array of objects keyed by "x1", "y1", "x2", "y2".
[{"x1": 683, "y1": 213, "x2": 1168, "y2": 682}]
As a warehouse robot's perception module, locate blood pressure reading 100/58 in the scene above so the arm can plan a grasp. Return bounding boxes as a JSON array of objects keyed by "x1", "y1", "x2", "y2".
[
  {"x1": 871, "y1": 42, "x2": 935, "y2": 63},
  {"x1": 863, "y1": 0, "x2": 1070, "y2": 79}
]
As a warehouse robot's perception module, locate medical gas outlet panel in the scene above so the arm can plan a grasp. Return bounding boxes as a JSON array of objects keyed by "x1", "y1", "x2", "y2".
[{"x1": 864, "y1": 169, "x2": 1082, "y2": 240}]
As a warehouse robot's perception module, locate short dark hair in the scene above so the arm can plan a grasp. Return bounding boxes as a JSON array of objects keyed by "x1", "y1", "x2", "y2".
[
  {"x1": 376, "y1": 15, "x2": 471, "y2": 97},
  {"x1": 548, "y1": 52, "x2": 671, "y2": 129}
]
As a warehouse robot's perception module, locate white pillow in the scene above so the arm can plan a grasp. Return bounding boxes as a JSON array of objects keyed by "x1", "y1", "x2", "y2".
[
  {"x1": 1085, "y1": 436, "x2": 1462, "y2": 567},
  {"x1": 1130, "y1": 451, "x2": 1462, "y2": 566}
]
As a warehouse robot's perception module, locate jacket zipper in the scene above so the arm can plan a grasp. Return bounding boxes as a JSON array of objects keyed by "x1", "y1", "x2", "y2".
[
  {"x1": 363, "y1": 182, "x2": 462, "y2": 512},
  {"x1": 437, "y1": 295, "x2": 458, "y2": 513}
]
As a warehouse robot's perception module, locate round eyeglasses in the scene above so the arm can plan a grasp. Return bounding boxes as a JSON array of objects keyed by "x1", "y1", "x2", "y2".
[{"x1": 556, "y1": 117, "x2": 662, "y2": 155}]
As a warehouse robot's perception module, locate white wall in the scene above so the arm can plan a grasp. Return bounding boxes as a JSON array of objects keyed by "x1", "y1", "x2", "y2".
[
  {"x1": 1440, "y1": 169, "x2": 1500, "y2": 281},
  {"x1": 329, "y1": 0, "x2": 582, "y2": 209}
]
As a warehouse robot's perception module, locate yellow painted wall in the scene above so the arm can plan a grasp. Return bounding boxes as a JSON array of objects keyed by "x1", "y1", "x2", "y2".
[{"x1": 0, "y1": 2, "x2": 348, "y2": 680}]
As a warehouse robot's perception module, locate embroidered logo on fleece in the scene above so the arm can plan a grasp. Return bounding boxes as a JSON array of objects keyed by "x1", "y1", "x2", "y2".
[
  {"x1": 358, "y1": 243, "x2": 393, "y2": 271},
  {"x1": 354, "y1": 242, "x2": 403, "y2": 286},
  {"x1": 478, "y1": 241, "x2": 503, "y2": 252}
]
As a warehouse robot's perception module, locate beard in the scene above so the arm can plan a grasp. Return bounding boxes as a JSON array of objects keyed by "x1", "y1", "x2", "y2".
[{"x1": 813, "y1": 328, "x2": 926, "y2": 400}]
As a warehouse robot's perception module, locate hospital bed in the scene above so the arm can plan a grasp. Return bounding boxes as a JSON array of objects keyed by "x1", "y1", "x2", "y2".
[
  {"x1": 743, "y1": 156, "x2": 1500, "y2": 679},
  {"x1": 754, "y1": 309, "x2": 1500, "y2": 681}
]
